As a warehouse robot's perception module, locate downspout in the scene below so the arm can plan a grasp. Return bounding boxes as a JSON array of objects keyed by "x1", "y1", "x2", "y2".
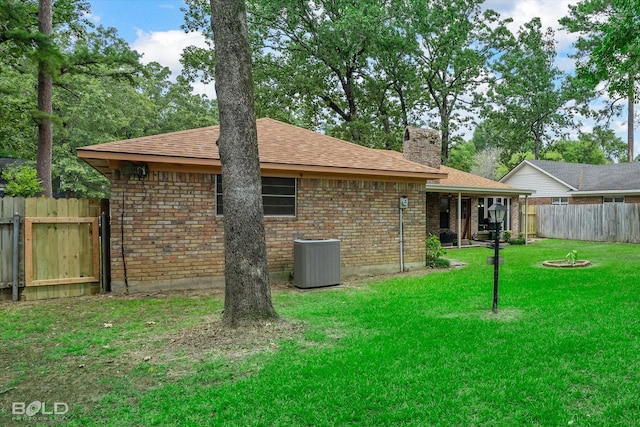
[
  {"x1": 121, "y1": 192, "x2": 129, "y2": 293},
  {"x1": 399, "y1": 205, "x2": 404, "y2": 272},
  {"x1": 399, "y1": 196, "x2": 408, "y2": 272}
]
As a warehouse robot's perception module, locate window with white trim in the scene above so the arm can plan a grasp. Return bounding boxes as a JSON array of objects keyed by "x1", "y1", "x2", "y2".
[
  {"x1": 552, "y1": 197, "x2": 568, "y2": 205},
  {"x1": 478, "y1": 196, "x2": 511, "y2": 230},
  {"x1": 603, "y1": 196, "x2": 624, "y2": 204},
  {"x1": 216, "y1": 175, "x2": 296, "y2": 216}
]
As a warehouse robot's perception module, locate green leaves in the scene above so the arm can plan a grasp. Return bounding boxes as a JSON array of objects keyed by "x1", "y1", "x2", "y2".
[
  {"x1": 560, "y1": 0, "x2": 639, "y2": 159},
  {"x1": 1, "y1": 1, "x2": 218, "y2": 198},
  {"x1": 1, "y1": 163, "x2": 42, "y2": 197},
  {"x1": 483, "y1": 18, "x2": 571, "y2": 160}
]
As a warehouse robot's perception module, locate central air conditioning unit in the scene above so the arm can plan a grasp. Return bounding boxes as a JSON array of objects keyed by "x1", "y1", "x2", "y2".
[{"x1": 293, "y1": 239, "x2": 341, "y2": 289}]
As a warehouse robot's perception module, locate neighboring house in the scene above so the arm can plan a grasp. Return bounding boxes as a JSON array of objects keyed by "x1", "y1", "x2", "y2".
[
  {"x1": 500, "y1": 160, "x2": 640, "y2": 205},
  {"x1": 78, "y1": 118, "x2": 447, "y2": 294},
  {"x1": 0, "y1": 158, "x2": 25, "y2": 197},
  {"x1": 401, "y1": 128, "x2": 535, "y2": 246}
]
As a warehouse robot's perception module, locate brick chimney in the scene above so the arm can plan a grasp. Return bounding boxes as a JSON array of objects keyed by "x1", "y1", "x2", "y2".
[{"x1": 402, "y1": 127, "x2": 441, "y2": 170}]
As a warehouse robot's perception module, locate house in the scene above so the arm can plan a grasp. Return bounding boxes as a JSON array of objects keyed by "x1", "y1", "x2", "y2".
[
  {"x1": 401, "y1": 128, "x2": 535, "y2": 246},
  {"x1": 77, "y1": 118, "x2": 447, "y2": 294},
  {"x1": 500, "y1": 160, "x2": 640, "y2": 205}
]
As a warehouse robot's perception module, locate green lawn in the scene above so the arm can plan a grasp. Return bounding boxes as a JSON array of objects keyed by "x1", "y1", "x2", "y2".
[{"x1": 2, "y1": 239, "x2": 640, "y2": 426}]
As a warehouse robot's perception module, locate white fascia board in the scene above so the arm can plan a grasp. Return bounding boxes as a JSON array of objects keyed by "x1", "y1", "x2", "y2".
[
  {"x1": 425, "y1": 184, "x2": 535, "y2": 196},
  {"x1": 571, "y1": 189, "x2": 640, "y2": 196}
]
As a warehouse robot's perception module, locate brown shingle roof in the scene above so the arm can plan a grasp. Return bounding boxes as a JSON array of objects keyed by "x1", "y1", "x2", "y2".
[
  {"x1": 78, "y1": 118, "x2": 446, "y2": 181},
  {"x1": 436, "y1": 166, "x2": 514, "y2": 189},
  {"x1": 382, "y1": 149, "x2": 528, "y2": 194}
]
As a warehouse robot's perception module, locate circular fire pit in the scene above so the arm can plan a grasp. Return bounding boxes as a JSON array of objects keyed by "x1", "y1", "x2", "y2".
[{"x1": 542, "y1": 260, "x2": 592, "y2": 268}]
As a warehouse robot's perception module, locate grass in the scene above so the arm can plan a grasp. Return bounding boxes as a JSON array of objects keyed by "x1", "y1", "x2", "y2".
[{"x1": 2, "y1": 239, "x2": 640, "y2": 426}]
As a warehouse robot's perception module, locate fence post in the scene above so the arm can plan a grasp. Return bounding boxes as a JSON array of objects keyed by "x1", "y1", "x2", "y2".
[{"x1": 12, "y1": 212, "x2": 19, "y2": 302}]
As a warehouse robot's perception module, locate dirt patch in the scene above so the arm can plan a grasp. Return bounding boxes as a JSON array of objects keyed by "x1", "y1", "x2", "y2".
[
  {"x1": 542, "y1": 260, "x2": 592, "y2": 268},
  {"x1": 168, "y1": 317, "x2": 306, "y2": 357}
]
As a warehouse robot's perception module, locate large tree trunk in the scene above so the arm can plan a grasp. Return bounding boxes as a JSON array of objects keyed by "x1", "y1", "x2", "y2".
[
  {"x1": 37, "y1": 0, "x2": 53, "y2": 197},
  {"x1": 210, "y1": 0, "x2": 278, "y2": 327}
]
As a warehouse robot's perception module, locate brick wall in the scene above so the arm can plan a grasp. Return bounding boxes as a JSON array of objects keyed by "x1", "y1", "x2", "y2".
[
  {"x1": 109, "y1": 172, "x2": 426, "y2": 293},
  {"x1": 625, "y1": 196, "x2": 640, "y2": 203},
  {"x1": 571, "y1": 196, "x2": 602, "y2": 205},
  {"x1": 425, "y1": 193, "x2": 440, "y2": 236}
]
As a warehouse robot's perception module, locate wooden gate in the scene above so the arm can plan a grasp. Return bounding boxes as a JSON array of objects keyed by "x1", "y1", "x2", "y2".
[
  {"x1": 0, "y1": 197, "x2": 107, "y2": 301},
  {"x1": 526, "y1": 205, "x2": 537, "y2": 238},
  {"x1": 23, "y1": 198, "x2": 102, "y2": 300}
]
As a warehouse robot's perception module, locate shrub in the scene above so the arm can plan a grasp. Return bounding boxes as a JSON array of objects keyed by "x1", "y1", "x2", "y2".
[
  {"x1": 432, "y1": 257, "x2": 451, "y2": 268},
  {"x1": 2, "y1": 163, "x2": 42, "y2": 197},
  {"x1": 509, "y1": 237, "x2": 527, "y2": 245},
  {"x1": 426, "y1": 235, "x2": 449, "y2": 268},
  {"x1": 502, "y1": 230, "x2": 512, "y2": 242}
]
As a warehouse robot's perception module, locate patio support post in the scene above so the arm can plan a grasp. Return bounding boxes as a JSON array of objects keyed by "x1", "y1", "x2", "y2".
[
  {"x1": 457, "y1": 192, "x2": 462, "y2": 248},
  {"x1": 13, "y1": 212, "x2": 19, "y2": 302},
  {"x1": 524, "y1": 196, "x2": 529, "y2": 245}
]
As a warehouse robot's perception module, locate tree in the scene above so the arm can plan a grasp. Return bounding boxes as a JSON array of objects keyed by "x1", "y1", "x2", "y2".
[
  {"x1": 36, "y1": 0, "x2": 54, "y2": 196},
  {"x1": 447, "y1": 141, "x2": 476, "y2": 172},
  {"x1": 471, "y1": 146, "x2": 503, "y2": 180},
  {"x1": 210, "y1": 0, "x2": 278, "y2": 327},
  {"x1": 249, "y1": 0, "x2": 390, "y2": 143},
  {"x1": 484, "y1": 18, "x2": 573, "y2": 160},
  {"x1": 548, "y1": 139, "x2": 607, "y2": 164},
  {"x1": 182, "y1": 0, "x2": 416, "y2": 148},
  {"x1": 548, "y1": 128, "x2": 627, "y2": 163},
  {"x1": 1, "y1": 163, "x2": 42, "y2": 197},
  {"x1": 560, "y1": 0, "x2": 640, "y2": 161},
  {"x1": 1, "y1": 19, "x2": 218, "y2": 198},
  {"x1": 587, "y1": 127, "x2": 629, "y2": 162},
  {"x1": 398, "y1": 0, "x2": 512, "y2": 162},
  {"x1": 1, "y1": 0, "x2": 143, "y2": 196}
]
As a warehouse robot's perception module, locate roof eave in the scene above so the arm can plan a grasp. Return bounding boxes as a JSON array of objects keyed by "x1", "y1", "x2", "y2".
[
  {"x1": 425, "y1": 184, "x2": 536, "y2": 196},
  {"x1": 77, "y1": 152, "x2": 446, "y2": 182},
  {"x1": 571, "y1": 189, "x2": 640, "y2": 196}
]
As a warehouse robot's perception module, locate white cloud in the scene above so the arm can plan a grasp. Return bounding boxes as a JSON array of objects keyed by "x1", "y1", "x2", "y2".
[
  {"x1": 84, "y1": 12, "x2": 101, "y2": 25},
  {"x1": 485, "y1": 0, "x2": 581, "y2": 51},
  {"x1": 131, "y1": 29, "x2": 213, "y2": 96}
]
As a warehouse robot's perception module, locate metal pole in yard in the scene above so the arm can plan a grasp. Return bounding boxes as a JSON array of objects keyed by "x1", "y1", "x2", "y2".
[
  {"x1": 12, "y1": 212, "x2": 19, "y2": 302},
  {"x1": 492, "y1": 220, "x2": 500, "y2": 314}
]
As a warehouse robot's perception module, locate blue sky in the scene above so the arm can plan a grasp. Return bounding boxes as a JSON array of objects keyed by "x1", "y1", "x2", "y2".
[
  {"x1": 88, "y1": 0, "x2": 187, "y2": 44},
  {"x1": 86, "y1": 0, "x2": 638, "y2": 155}
]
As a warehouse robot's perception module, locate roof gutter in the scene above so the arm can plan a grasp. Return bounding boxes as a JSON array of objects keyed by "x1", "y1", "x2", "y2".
[
  {"x1": 425, "y1": 184, "x2": 536, "y2": 196},
  {"x1": 571, "y1": 189, "x2": 640, "y2": 196},
  {"x1": 77, "y1": 151, "x2": 447, "y2": 182}
]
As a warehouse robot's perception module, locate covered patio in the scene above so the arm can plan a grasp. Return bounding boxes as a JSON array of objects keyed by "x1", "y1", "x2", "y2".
[{"x1": 425, "y1": 166, "x2": 535, "y2": 248}]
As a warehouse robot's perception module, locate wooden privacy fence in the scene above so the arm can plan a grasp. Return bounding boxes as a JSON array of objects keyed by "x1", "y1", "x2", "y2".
[
  {"x1": 0, "y1": 198, "x2": 24, "y2": 301},
  {"x1": 0, "y1": 197, "x2": 109, "y2": 301},
  {"x1": 537, "y1": 204, "x2": 640, "y2": 243}
]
